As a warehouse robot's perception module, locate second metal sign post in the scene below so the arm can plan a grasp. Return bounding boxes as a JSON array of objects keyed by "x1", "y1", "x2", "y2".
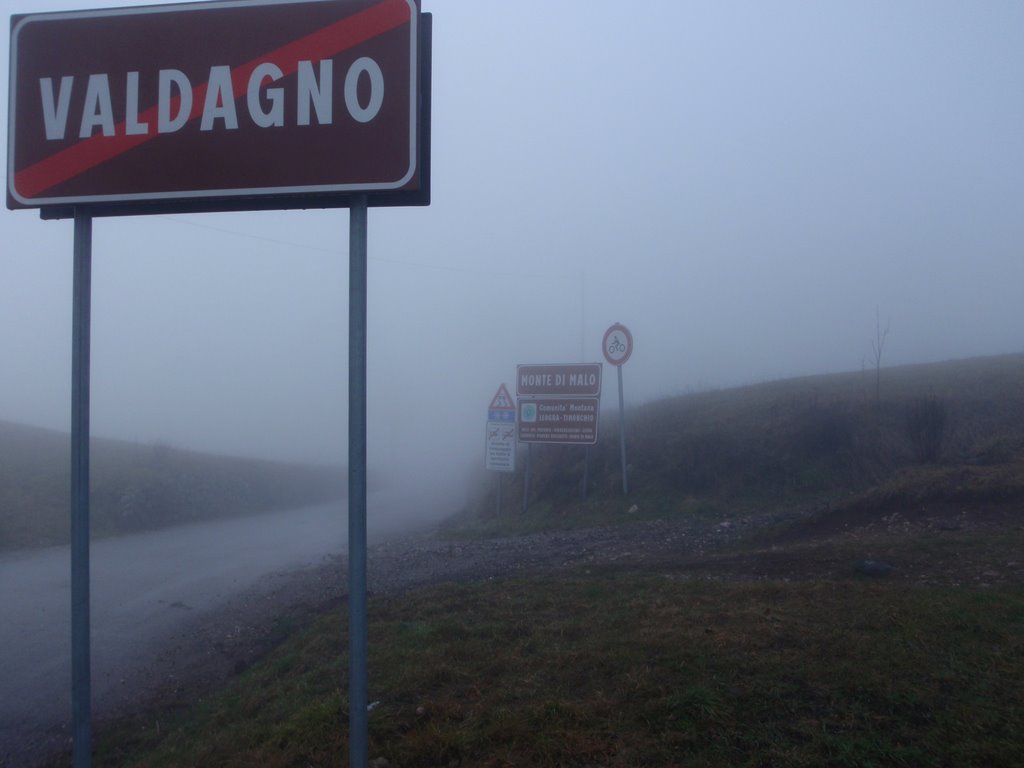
[{"x1": 603, "y1": 323, "x2": 633, "y2": 495}]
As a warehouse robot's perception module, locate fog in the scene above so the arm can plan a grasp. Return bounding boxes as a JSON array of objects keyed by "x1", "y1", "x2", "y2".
[{"x1": 2, "y1": 1, "x2": 1022, "y2": 518}]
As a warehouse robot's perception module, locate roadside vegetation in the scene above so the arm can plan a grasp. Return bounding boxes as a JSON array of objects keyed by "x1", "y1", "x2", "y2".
[
  {"x1": 91, "y1": 567, "x2": 1024, "y2": 767},
  {"x1": 450, "y1": 353, "x2": 1024, "y2": 537},
  {"x1": 0, "y1": 422, "x2": 343, "y2": 551},
  {"x1": 36, "y1": 354, "x2": 1024, "y2": 766}
]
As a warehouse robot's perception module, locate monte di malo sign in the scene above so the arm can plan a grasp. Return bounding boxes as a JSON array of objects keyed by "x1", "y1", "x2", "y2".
[
  {"x1": 518, "y1": 397, "x2": 599, "y2": 445},
  {"x1": 517, "y1": 363, "x2": 601, "y2": 397},
  {"x1": 7, "y1": 0, "x2": 429, "y2": 214},
  {"x1": 516, "y1": 364, "x2": 602, "y2": 445}
]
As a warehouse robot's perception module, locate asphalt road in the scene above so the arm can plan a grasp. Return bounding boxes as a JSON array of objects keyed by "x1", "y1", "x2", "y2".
[{"x1": 0, "y1": 500, "x2": 350, "y2": 767}]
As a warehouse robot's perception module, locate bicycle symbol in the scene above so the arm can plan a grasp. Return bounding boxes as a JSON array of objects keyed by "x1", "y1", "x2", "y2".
[{"x1": 608, "y1": 337, "x2": 626, "y2": 355}]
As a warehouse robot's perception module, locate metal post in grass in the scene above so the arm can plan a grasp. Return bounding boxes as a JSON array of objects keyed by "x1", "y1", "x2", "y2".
[
  {"x1": 522, "y1": 443, "x2": 531, "y2": 513},
  {"x1": 602, "y1": 323, "x2": 634, "y2": 496},
  {"x1": 582, "y1": 446, "x2": 590, "y2": 501},
  {"x1": 617, "y1": 364, "x2": 628, "y2": 495},
  {"x1": 71, "y1": 209, "x2": 93, "y2": 768},
  {"x1": 348, "y1": 197, "x2": 369, "y2": 768}
]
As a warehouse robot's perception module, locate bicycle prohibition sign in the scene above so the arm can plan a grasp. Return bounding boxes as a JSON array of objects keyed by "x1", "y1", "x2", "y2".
[{"x1": 602, "y1": 323, "x2": 633, "y2": 367}]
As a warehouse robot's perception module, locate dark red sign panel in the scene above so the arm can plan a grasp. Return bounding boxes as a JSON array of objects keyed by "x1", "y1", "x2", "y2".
[
  {"x1": 7, "y1": 0, "x2": 429, "y2": 213},
  {"x1": 516, "y1": 363, "x2": 602, "y2": 397},
  {"x1": 518, "y1": 398, "x2": 600, "y2": 445}
]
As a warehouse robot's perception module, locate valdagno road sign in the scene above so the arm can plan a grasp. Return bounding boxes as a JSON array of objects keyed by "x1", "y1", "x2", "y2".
[{"x1": 7, "y1": 0, "x2": 429, "y2": 213}]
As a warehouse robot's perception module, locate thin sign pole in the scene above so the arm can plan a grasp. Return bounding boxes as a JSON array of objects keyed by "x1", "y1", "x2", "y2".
[
  {"x1": 71, "y1": 209, "x2": 92, "y2": 768},
  {"x1": 580, "y1": 278, "x2": 588, "y2": 501},
  {"x1": 522, "y1": 443, "x2": 531, "y2": 513},
  {"x1": 618, "y1": 364, "x2": 628, "y2": 496},
  {"x1": 347, "y1": 197, "x2": 369, "y2": 767},
  {"x1": 582, "y1": 446, "x2": 589, "y2": 501}
]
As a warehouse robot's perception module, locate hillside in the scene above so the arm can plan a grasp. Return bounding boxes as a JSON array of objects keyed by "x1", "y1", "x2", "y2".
[
  {"x1": 30, "y1": 353, "x2": 1024, "y2": 768},
  {"x1": 459, "y1": 353, "x2": 1024, "y2": 534},
  {"x1": 0, "y1": 421, "x2": 344, "y2": 551}
]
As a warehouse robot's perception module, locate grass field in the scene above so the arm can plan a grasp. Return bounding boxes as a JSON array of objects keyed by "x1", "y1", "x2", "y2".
[{"x1": 90, "y1": 564, "x2": 1024, "y2": 767}]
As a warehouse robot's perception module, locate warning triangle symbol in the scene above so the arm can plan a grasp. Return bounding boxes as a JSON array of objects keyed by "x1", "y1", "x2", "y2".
[{"x1": 489, "y1": 383, "x2": 515, "y2": 410}]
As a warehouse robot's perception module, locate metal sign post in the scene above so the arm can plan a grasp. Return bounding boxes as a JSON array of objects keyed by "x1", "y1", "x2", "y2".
[
  {"x1": 8, "y1": 5, "x2": 431, "y2": 766},
  {"x1": 522, "y1": 444, "x2": 532, "y2": 513},
  {"x1": 617, "y1": 365, "x2": 628, "y2": 495},
  {"x1": 348, "y1": 197, "x2": 369, "y2": 767},
  {"x1": 582, "y1": 446, "x2": 590, "y2": 501},
  {"x1": 71, "y1": 209, "x2": 92, "y2": 768},
  {"x1": 603, "y1": 323, "x2": 633, "y2": 496}
]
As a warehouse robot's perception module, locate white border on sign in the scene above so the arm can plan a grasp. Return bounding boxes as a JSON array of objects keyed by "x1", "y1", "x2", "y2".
[
  {"x1": 8, "y1": 0, "x2": 419, "y2": 207},
  {"x1": 602, "y1": 323, "x2": 633, "y2": 366}
]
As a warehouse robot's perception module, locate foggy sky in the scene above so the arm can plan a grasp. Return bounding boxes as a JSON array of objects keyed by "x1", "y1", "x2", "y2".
[{"x1": 2, "y1": 1, "x2": 1022, "y2": 495}]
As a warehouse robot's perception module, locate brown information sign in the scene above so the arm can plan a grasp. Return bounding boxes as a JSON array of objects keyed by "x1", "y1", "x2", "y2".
[
  {"x1": 518, "y1": 397, "x2": 600, "y2": 445},
  {"x1": 516, "y1": 363, "x2": 602, "y2": 397},
  {"x1": 7, "y1": 0, "x2": 428, "y2": 213}
]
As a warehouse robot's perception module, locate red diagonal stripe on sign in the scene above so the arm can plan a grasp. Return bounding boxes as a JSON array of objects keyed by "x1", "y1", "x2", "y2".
[{"x1": 14, "y1": 0, "x2": 410, "y2": 200}]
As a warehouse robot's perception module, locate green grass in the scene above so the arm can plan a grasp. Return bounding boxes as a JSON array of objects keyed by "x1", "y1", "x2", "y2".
[
  {"x1": 91, "y1": 569, "x2": 1024, "y2": 767},
  {"x1": 683, "y1": 528, "x2": 1024, "y2": 590},
  {"x1": 440, "y1": 492, "x2": 725, "y2": 539}
]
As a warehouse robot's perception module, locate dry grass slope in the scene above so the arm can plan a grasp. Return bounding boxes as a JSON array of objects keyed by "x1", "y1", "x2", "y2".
[
  {"x1": 0, "y1": 422, "x2": 343, "y2": 551},
  {"x1": 462, "y1": 353, "x2": 1024, "y2": 535}
]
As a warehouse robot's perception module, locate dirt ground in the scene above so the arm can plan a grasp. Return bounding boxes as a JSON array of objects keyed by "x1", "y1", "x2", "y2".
[{"x1": 25, "y1": 501, "x2": 1023, "y2": 768}]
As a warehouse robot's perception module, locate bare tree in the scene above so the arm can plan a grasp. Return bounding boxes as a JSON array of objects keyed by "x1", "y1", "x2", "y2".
[{"x1": 871, "y1": 307, "x2": 890, "y2": 404}]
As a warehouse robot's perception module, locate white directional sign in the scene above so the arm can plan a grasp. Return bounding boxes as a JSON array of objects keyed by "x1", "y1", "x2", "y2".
[{"x1": 485, "y1": 383, "x2": 516, "y2": 471}]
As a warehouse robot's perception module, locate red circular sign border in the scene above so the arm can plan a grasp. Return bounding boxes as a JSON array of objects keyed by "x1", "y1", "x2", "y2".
[{"x1": 602, "y1": 323, "x2": 633, "y2": 366}]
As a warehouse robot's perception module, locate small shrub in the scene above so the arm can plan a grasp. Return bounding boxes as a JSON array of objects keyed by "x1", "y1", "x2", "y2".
[
  {"x1": 905, "y1": 396, "x2": 947, "y2": 463},
  {"x1": 972, "y1": 435, "x2": 1024, "y2": 465},
  {"x1": 796, "y1": 404, "x2": 854, "y2": 459}
]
